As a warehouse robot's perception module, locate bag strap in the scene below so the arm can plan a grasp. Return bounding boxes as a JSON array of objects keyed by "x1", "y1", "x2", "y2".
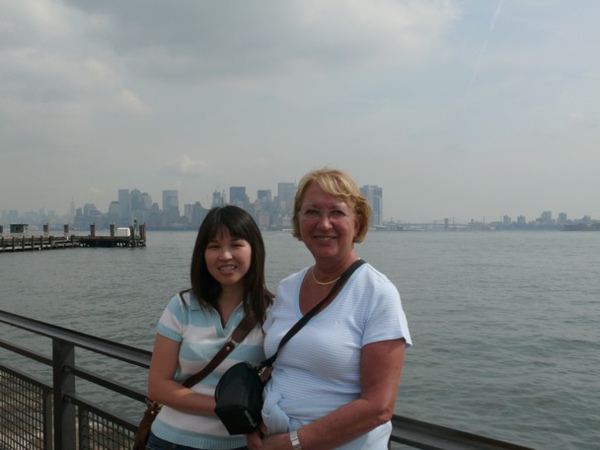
[
  {"x1": 176, "y1": 290, "x2": 257, "y2": 388},
  {"x1": 262, "y1": 259, "x2": 366, "y2": 368}
]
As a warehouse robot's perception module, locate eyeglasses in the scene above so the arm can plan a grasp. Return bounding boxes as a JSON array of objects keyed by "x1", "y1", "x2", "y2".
[{"x1": 299, "y1": 208, "x2": 350, "y2": 221}]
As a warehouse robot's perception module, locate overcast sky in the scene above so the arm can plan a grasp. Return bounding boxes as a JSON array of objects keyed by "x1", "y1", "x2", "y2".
[{"x1": 1, "y1": 0, "x2": 599, "y2": 223}]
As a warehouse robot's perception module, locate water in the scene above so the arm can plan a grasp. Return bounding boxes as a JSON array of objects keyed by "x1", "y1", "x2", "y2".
[{"x1": 1, "y1": 230, "x2": 599, "y2": 449}]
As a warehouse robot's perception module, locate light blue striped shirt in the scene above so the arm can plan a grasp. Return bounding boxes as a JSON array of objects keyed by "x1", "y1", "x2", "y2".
[{"x1": 151, "y1": 290, "x2": 265, "y2": 449}]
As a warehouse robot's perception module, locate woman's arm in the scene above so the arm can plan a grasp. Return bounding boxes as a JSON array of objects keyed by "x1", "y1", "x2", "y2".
[
  {"x1": 147, "y1": 334, "x2": 216, "y2": 415},
  {"x1": 249, "y1": 338, "x2": 406, "y2": 450}
]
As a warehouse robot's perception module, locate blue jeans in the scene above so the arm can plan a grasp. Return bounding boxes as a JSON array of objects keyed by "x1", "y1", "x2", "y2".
[{"x1": 146, "y1": 431, "x2": 248, "y2": 450}]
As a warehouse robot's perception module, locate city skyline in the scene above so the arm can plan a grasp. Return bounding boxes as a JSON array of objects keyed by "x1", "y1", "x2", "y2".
[{"x1": 2, "y1": 182, "x2": 597, "y2": 228}]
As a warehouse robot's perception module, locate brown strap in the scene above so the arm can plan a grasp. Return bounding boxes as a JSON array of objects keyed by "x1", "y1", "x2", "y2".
[{"x1": 182, "y1": 314, "x2": 256, "y2": 388}]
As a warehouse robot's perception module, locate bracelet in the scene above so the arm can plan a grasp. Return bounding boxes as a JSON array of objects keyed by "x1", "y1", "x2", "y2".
[{"x1": 290, "y1": 429, "x2": 303, "y2": 450}]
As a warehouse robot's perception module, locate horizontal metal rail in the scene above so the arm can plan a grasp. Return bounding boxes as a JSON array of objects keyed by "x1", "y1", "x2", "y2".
[
  {"x1": 390, "y1": 415, "x2": 534, "y2": 449},
  {"x1": 1, "y1": 310, "x2": 151, "y2": 368},
  {"x1": 68, "y1": 364, "x2": 147, "y2": 403},
  {"x1": 0, "y1": 309, "x2": 535, "y2": 449}
]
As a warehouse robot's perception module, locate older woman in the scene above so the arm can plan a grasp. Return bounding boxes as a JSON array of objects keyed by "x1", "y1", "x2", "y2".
[{"x1": 249, "y1": 168, "x2": 411, "y2": 450}]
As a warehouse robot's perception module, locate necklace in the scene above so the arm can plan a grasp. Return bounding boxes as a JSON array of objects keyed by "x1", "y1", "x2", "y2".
[{"x1": 311, "y1": 267, "x2": 341, "y2": 285}]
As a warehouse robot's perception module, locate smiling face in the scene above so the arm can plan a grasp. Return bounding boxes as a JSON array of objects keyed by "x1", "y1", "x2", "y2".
[
  {"x1": 298, "y1": 182, "x2": 360, "y2": 265},
  {"x1": 204, "y1": 227, "x2": 252, "y2": 289}
]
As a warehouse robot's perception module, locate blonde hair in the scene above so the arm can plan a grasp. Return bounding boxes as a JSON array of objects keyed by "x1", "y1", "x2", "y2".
[{"x1": 291, "y1": 167, "x2": 371, "y2": 243}]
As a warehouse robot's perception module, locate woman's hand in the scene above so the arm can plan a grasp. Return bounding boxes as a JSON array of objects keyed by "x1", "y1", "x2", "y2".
[
  {"x1": 246, "y1": 428, "x2": 263, "y2": 449},
  {"x1": 247, "y1": 430, "x2": 291, "y2": 450}
]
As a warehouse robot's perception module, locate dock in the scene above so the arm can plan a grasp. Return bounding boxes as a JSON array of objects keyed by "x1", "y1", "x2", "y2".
[
  {"x1": 0, "y1": 223, "x2": 146, "y2": 252},
  {"x1": 0, "y1": 234, "x2": 79, "y2": 252}
]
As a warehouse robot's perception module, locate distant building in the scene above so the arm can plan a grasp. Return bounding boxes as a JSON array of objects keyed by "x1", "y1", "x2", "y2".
[
  {"x1": 128, "y1": 189, "x2": 153, "y2": 225},
  {"x1": 162, "y1": 190, "x2": 180, "y2": 224},
  {"x1": 277, "y1": 182, "x2": 296, "y2": 218},
  {"x1": 106, "y1": 201, "x2": 122, "y2": 225},
  {"x1": 539, "y1": 211, "x2": 553, "y2": 224},
  {"x1": 257, "y1": 189, "x2": 272, "y2": 202},
  {"x1": 557, "y1": 212, "x2": 568, "y2": 225},
  {"x1": 73, "y1": 203, "x2": 101, "y2": 230},
  {"x1": 254, "y1": 189, "x2": 274, "y2": 230},
  {"x1": 230, "y1": 186, "x2": 248, "y2": 209},
  {"x1": 211, "y1": 191, "x2": 226, "y2": 207},
  {"x1": 187, "y1": 201, "x2": 208, "y2": 228},
  {"x1": 69, "y1": 198, "x2": 76, "y2": 224},
  {"x1": 360, "y1": 185, "x2": 383, "y2": 227},
  {"x1": 118, "y1": 189, "x2": 130, "y2": 224}
]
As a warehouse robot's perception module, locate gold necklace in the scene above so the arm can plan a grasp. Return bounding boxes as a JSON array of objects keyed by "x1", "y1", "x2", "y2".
[{"x1": 311, "y1": 267, "x2": 341, "y2": 285}]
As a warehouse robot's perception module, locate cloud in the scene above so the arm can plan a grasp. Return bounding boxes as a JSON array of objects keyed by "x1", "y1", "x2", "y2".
[
  {"x1": 116, "y1": 89, "x2": 152, "y2": 115},
  {"x1": 58, "y1": 0, "x2": 458, "y2": 85},
  {"x1": 167, "y1": 154, "x2": 209, "y2": 175},
  {"x1": 0, "y1": 0, "x2": 151, "y2": 129},
  {"x1": 0, "y1": 0, "x2": 70, "y2": 45}
]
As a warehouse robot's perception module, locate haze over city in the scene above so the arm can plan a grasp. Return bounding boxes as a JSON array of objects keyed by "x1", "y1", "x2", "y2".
[{"x1": 1, "y1": 1, "x2": 599, "y2": 223}]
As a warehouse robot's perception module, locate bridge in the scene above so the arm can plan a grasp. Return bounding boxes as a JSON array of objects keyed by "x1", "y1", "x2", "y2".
[{"x1": 376, "y1": 218, "x2": 472, "y2": 231}]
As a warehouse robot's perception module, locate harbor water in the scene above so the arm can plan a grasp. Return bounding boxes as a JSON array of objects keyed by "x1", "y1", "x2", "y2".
[{"x1": 1, "y1": 230, "x2": 599, "y2": 449}]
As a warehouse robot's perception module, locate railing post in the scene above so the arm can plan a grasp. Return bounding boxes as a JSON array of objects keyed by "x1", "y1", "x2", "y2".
[
  {"x1": 53, "y1": 339, "x2": 77, "y2": 450},
  {"x1": 43, "y1": 389, "x2": 53, "y2": 450}
]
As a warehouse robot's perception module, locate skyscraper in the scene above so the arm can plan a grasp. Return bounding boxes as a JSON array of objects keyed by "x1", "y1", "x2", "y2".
[
  {"x1": 69, "y1": 198, "x2": 76, "y2": 224},
  {"x1": 118, "y1": 189, "x2": 130, "y2": 224},
  {"x1": 277, "y1": 182, "x2": 296, "y2": 217},
  {"x1": 162, "y1": 190, "x2": 180, "y2": 224},
  {"x1": 256, "y1": 190, "x2": 272, "y2": 202},
  {"x1": 229, "y1": 186, "x2": 248, "y2": 209},
  {"x1": 360, "y1": 185, "x2": 383, "y2": 227}
]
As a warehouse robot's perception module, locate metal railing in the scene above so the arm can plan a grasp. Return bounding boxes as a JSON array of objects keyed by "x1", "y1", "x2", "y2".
[{"x1": 0, "y1": 310, "x2": 534, "y2": 450}]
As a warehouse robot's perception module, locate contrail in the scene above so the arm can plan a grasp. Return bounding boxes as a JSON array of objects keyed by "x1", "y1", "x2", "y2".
[{"x1": 467, "y1": 0, "x2": 506, "y2": 97}]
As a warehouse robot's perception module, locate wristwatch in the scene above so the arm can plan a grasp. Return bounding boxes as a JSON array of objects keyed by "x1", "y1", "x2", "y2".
[{"x1": 290, "y1": 429, "x2": 303, "y2": 450}]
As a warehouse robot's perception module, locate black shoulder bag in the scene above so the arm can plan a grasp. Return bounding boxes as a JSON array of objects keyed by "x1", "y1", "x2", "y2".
[{"x1": 214, "y1": 259, "x2": 366, "y2": 435}]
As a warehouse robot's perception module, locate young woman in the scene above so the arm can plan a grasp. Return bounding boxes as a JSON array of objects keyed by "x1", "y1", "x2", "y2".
[{"x1": 147, "y1": 205, "x2": 273, "y2": 450}]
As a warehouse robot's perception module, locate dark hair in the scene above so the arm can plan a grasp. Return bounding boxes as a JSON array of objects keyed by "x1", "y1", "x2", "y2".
[{"x1": 190, "y1": 205, "x2": 273, "y2": 324}]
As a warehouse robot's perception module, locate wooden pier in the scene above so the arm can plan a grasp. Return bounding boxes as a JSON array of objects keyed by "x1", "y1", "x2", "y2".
[
  {"x1": 0, "y1": 224, "x2": 146, "y2": 253},
  {"x1": 1, "y1": 235, "x2": 76, "y2": 252}
]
